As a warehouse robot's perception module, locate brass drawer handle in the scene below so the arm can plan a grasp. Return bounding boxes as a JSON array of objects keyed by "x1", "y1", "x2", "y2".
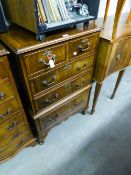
[
  {"x1": 44, "y1": 93, "x2": 58, "y2": 104},
  {"x1": 6, "y1": 121, "x2": 17, "y2": 131},
  {"x1": 12, "y1": 132, "x2": 21, "y2": 140},
  {"x1": 42, "y1": 76, "x2": 56, "y2": 86},
  {"x1": 0, "y1": 107, "x2": 12, "y2": 119},
  {"x1": 74, "y1": 100, "x2": 83, "y2": 107},
  {"x1": 16, "y1": 139, "x2": 24, "y2": 148},
  {"x1": 48, "y1": 113, "x2": 59, "y2": 122},
  {"x1": 64, "y1": 64, "x2": 72, "y2": 70},
  {"x1": 78, "y1": 39, "x2": 91, "y2": 52},
  {"x1": 39, "y1": 51, "x2": 56, "y2": 66},
  {"x1": 0, "y1": 92, "x2": 6, "y2": 100},
  {"x1": 116, "y1": 54, "x2": 121, "y2": 61},
  {"x1": 77, "y1": 62, "x2": 88, "y2": 71}
]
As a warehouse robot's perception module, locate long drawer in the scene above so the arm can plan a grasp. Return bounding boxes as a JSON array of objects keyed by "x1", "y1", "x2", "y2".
[
  {"x1": 0, "y1": 122, "x2": 30, "y2": 151},
  {"x1": 30, "y1": 54, "x2": 94, "y2": 95},
  {"x1": 0, "y1": 82, "x2": 15, "y2": 104},
  {"x1": 0, "y1": 112, "x2": 25, "y2": 138},
  {"x1": 38, "y1": 88, "x2": 90, "y2": 131},
  {"x1": 0, "y1": 131, "x2": 32, "y2": 161},
  {"x1": 0, "y1": 97, "x2": 20, "y2": 124},
  {"x1": 34, "y1": 72, "x2": 92, "y2": 112}
]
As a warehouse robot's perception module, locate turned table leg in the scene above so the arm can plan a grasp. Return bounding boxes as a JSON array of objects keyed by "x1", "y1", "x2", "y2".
[
  {"x1": 111, "y1": 69, "x2": 126, "y2": 99},
  {"x1": 91, "y1": 82, "x2": 103, "y2": 114}
]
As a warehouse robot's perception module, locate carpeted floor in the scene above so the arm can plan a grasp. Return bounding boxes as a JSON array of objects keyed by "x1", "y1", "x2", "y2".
[{"x1": 0, "y1": 68, "x2": 131, "y2": 175}]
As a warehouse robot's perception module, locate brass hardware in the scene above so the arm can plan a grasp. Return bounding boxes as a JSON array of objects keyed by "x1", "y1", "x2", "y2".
[
  {"x1": 78, "y1": 39, "x2": 91, "y2": 52},
  {"x1": 44, "y1": 93, "x2": 58, "y2": 103},
  {"x1": 0, "y1": 92, "x2": 6, "y2": 100},
  {"x1": 42, "y1": 76, "x2": 56, "y2": 86},
  {"x1": 6, "y1": 121, "x2": 17, "y2": 131},
  {"x1": 74, "y1": 100, "x2": 83, "y2": 107},
  {"x1": 16, "y1": 139, "x2": 24, "y2": 148},
  {"x1": 12, "y1": 132, "x2": 21, "y2": 140},
  {"x1": 77, "y1": 62, "x2": 88, "y2": 71},
  {"x1": 39, "y1": 51, "x2": 56, "y2": 66},
  {"x1": 116, "y1": 54, "x2": 121, "y2": 61},
  {"x1": 0, "y1": 107, "x2": 12, "y2": 119}
]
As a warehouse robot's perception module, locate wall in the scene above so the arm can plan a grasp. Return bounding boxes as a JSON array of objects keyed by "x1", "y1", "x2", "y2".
[{"x1": 98, "y1": 0, "x2": 131, "y2": 18}]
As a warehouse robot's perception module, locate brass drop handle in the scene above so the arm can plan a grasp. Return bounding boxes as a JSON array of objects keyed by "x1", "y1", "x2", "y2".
[
  {"x1": 0, "y1": 92, "x2": 6, "y2": 100},
  {"x1": 78, "y1": 39, "x2": 91, "y2": 52},
  {"x1": 64, "y1": 64, "x2": 72, "y2": 70},
  {"x1": 48, "y1": 113, "x2": 59, "y2": 122},
  {"x1": 12, "y1": 132, "x2": 21, "y2": 140},
  {"x1": 0, "y1": 107, "x2": 12, "y2": 119},
  {"x1": 16, "y1": 139, "x2": 24, "y2": 148},
  {"x1": 77, "y1": 62, "x2": 88, "y2": 71},
  {"x1": 44, "y1": 93, "x2": 58, "y2": 104},
  {"x1": 74, "y1": 100, "x2": 83, "y2": 107},
  {"x1": 82, "y1": 80, "x2": 87, "y2": 86},
  {"x1": 75, "y1": 84, "x2": 80, "y2": 89},
  {"x1": 42, "y1": 76, "x2": 56, "y2": 86},
  {"x1": 39, "y1": 51, "x2": 56, "y2": 66},
  {"x1": 116, "y1": 54, "x2": 121, "y2": 61},
  {"x1": 6, "y1": 121, "x2": 17, "y2": 131}
]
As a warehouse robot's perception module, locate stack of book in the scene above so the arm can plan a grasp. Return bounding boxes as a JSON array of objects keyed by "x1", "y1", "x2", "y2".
[{"x1": 37, "y1": 0, "x2": 70, "y2": 24}]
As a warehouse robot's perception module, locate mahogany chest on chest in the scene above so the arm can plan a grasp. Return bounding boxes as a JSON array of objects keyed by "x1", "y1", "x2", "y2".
[
  {"x1": 0, "y1": 44, "x2": 35, "y2": 163},
  {"x1": 0, "y1": 24, "x2": 101, "y2": 143}
]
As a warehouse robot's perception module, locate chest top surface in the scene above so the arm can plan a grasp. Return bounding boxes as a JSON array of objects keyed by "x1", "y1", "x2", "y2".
[
  {"x1": 0, "y1": 21, "x2": 101, "y2": 55},
  {"x1": 0, "y1": 44, "x2": 9, "y2": 56},
  {"x1": 96, "y1": 13, "x2": 131, "y2": 42}
]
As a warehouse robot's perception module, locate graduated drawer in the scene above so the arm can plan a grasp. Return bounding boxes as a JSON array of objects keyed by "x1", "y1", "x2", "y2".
[
  {"x1": 0, "y1": 56, "x2": 9, "y2": 82},
  {"x1": 34, "y1": 72, "x2": 92, "y2": 112},
  {"x1": 23, "y1": 43, "x2": 67, "y2": 75},
  {"x1": 0, "y1": 98, "x2": 20, "y2": 124},
  {"x1": 0, "y1": 131, "x2": 32, "y2": 161},
  {"x1": 108, "y1": 37, "x2": 131, "y2": 74},
  {"x1": 38, "y1": 88, "x2": 90, "y2": 131},
  {"x1": 0, "y1": 82, "x2": 15, "y2": 105},
  {"x1": 0, "y1": 112, "x2": 25, "y2": 138},
  {"x1": 69, "y1": 33, "x2": 99, "y2": 58},
  {"x1": 30, "y1": 54, "x2": 94, "y2": 95},
  {"x1": 0, "y1": 122, "x2": 30, "y2": 151}
]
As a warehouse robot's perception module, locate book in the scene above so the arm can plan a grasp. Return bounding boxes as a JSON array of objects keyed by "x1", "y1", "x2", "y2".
[
  {"x1": 60, "y1": 0, "x2": 69, "y2": 20},
  {"x1": 48, "y1": 0, "x2": 57, "y2": 22},
  {"x1": 37, "y1": 0, "x2": 47, "y2": 22},
  {"x1": 41, "y1": 0, "x2": 53, "y2": 22},
  {"x1": 50, "y1": 0, "x2": 61, "y2": 21},
  {"x1": 57, "y1": 0, "x2": 66, "y2": 20}
]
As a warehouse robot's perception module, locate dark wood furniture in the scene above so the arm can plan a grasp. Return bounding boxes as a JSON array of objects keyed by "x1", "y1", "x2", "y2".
[
  {"x1": 0, "y1": 44, "x2": 36, "y2": 163},
  {"x1": 91, "y1": 0, "x2": 131, "y2": 114},
  {"x1": 0, "y1": 23, "x2": 101, "y2": 143}
]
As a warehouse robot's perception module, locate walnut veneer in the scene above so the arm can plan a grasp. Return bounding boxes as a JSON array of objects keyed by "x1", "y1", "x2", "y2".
[
  {"x1": 91, "y1": 0, "x2": 131, "y2": 114},
  {"x1": 0, "y1": 23, "x2": 101, "y2": 143},
  {"x1": 0, "y1": 44, "x2": 36, "y2": 163}
]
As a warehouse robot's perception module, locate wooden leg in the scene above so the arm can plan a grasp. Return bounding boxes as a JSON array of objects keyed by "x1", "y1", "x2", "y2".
[
  {"x1": 82, "y1": 86, "x2": 92, "y2": 115},
  {"x1": 111, "y1": 69, "x2": 126, "y2": 99},
  {"x1": 91, "y1": 82, "x2": 103, "y2": 115}
]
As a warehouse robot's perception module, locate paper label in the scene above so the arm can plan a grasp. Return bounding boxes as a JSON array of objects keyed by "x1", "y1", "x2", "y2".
[
  {"x1": 73, "y1": 52, "x2": 77, "y2": 56},
  {"x1": 49, "y1": 60, "x2": 55, "y2": 68},
  {"x1": 62, "y1": 34, "x2": 69, "y2": 38}
]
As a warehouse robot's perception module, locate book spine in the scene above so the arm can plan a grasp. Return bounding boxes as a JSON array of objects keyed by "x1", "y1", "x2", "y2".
[
  {"x1": 61, "y1": 0, "x2": 69, "y2": 19},
  {"x1": 48, "y1": 0, "x2": 57, "y2": 22},
  {"x1": 37, "y1": 0, "x2": 47, "y2": 22},
  {"x1": 58, "y1": 0, "x2": 66, "y2": 20},
  {"x1": 51, "y1": 0, "x2": 61, "y2": 21}
]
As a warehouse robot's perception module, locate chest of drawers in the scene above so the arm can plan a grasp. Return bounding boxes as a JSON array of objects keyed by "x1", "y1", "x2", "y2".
[
  {"x1": 0, "y1": 24, "x2": 101, "y2": 143},
  {"x1": 0, "y1": 44, "x2": 36, "y2": 163}
]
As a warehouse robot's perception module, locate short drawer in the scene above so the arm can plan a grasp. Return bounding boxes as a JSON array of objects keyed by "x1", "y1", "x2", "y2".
[
  {"x1": 108, "y1": 38, "x2": 131, "y2": 74},
  {"x1": 0, "y1": 98, "x2": 20, "y2": 124},
  {"x1": 73, "y1": 54, "x2": 94, "y2": 75},
  {"x1": 69, "y1": 33, "x2": 99, "y2": 58},
  {"x1": 0, "y1": 112, "x2": 25, "y2": 138},
  {"x1": 0, "y1": 56, "x2": 9, "y2": 81},
  {"x1": 0, "y1": 82, "x2": 15, "y2": 105},
  {"x1": 0, "y1": 122, "x2": 29, "y2": 151},
  {"x1": 23, "y1": 43, "x2": 67, "y2": 75},
  {"x1": 38, "y1": 88, "x2": 90, "y2": 131},
  {"x1": 0, "y1": 132, "x2": 32, "y2": 161},
  {"x1": 34, "y1": 72, "x2": 92, "y2": 112}
]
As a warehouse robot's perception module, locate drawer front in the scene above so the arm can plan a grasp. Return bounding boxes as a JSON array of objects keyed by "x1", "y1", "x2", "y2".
[
  {"x1": 108, "y1": 38, "x2": 130, "y2": 74},
  {"x1": 0, "y1": 112, "x2": 24, "y2": 138},
  {"x1": 73, "y1": 54, "x2": 94, "y2": 75},
  {"x1": 39, "y1": 88, "x2": 90, "y2": 131},
  {"x1": 24, "y1": 43, "x2": 67, "y2": 75},
  {"x1": 0, "y1": 132, "x2": 32, "y2": 161},
  {"x1": 30, "y1": 55, "x2": 94, "y2": 95},
  {"x1": 69, "y1": 33, "x2": 98, "y2": 58},
  {"x1": 0, "y1": 98, "x2": 20, "y2": 124},
  {"x1": 0, "y1": 122, "x2": 29, "y2": 151},
  {"x1": 0, "y1": 56, "x2": 9, "y2": 81},
  {"x1": 34, "y1": 73, "x2": 92, "y2": 112},
  {"x1": 0, "y1": 82, "x2": 15, "y2": 105}
]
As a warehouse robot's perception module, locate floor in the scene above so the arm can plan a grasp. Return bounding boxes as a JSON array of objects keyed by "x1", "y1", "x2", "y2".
[{"x1": 1, "y1": 68, "x2": 131, "y2": 175}]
